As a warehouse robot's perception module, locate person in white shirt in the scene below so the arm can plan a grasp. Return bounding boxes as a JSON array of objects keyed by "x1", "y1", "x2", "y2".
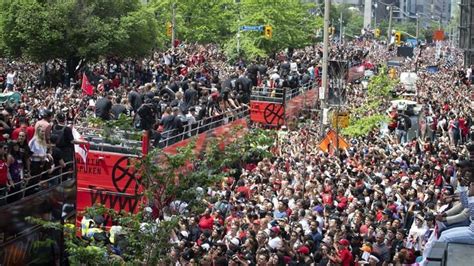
[
  {"x1": 267, "y1": 226, "x2": 283, "y2": 250},
  {"x1": 5, "y1": 69, "x2": 16, "y2": 90}
]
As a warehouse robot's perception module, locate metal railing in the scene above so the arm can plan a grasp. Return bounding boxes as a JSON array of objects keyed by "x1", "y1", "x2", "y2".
[
  {"x1": 250, "y1": 82, "x2": 315, "y2": 103},
  {"x1": 285, "y1": 83, "x2": 314, "y2": 100},
  {"x1": 158, "y1": 106, "x2": 250, "y2": 148},
  {"x1": 74, "y1": 83, "x2": 315, "y2": 151},
  {"x1": 0, "y1": 161, "x2": 74, "y2": 205},
  {"x1": 75, "y1": 127, "x2": 144, "y2": 154},
  {"x1": 250, "y1": 87, "x2": 287, "y2": 103}
]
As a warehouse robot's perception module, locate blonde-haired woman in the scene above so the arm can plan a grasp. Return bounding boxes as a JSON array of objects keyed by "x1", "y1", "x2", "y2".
[{"x1": 27, "y1": 125, "x2": 52, "y2": 194}]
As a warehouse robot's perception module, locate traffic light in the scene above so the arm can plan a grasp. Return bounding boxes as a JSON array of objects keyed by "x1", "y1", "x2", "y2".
[
  {"x1": 328, "y1": 26, "x2": 335, "y2": 36},
  {"x1": 264, "y1": 25, "x2": 272, "y2": 39},
  {"x1": 375, "y1": 28, "x2": 380, "y2": 38},
  {"x1": 389, "y1": 68, "x2": 397, "y2": 79},
  {"x1": 395, "y1": 32, "x2": 401, "y2": 44},
  {"x1": 166, "y1": 22, "x2": 172, "y2": 37}
]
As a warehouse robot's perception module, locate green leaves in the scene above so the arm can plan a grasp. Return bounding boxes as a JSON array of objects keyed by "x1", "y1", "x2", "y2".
[
  {"x1": 343, "y1": 69, "x2": 396, "y2": 137},
  {"x1": 224, "y1": 0, "x2": 322, "y2": 60},
  {"x1": 0, "y1": 0, "x2": 158, "y2": 62},
  {"x1": 342, "y1": 114, "x2": 389, "y2": 138},
  {"x1": 149, "y1": 0, "x2": 322, "y2": 60},
  {"x1": 367, "y1": 68, "x2": 397, "y2": 99}
]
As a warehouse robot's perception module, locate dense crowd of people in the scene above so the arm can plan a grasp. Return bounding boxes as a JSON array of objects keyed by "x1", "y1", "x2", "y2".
[
  {"x1": 154, "y1": 43, "x2": 474, "y2": 266},
  {"x1": 2, "y1": 36, "x2": 474, "y2": 266},
  {"x1": 0, "y1": 40, "x2": 373, "y2": 204},
  {"x1": 75, "y1": 40, "x2": 474, "y2": 266}
]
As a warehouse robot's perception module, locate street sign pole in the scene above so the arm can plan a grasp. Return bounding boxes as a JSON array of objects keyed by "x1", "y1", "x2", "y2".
[{"x1": 320, "y1": 0, "x2": 330, "y2": 139}]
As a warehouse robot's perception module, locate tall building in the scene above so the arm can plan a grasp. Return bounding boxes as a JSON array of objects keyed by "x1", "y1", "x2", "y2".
[
  {"x1": 308, "y1": 0, "x2": 453, "y2": 28},
  {"x1": 459, "y1": 0, "x2": 473, "y2": 66},
  {"x1": 402, "y1": 0, "x2": 451, "y2": 26}
]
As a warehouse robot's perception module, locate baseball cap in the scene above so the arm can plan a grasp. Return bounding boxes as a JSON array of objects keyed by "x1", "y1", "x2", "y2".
[
  {"x1": 313, "y1": 205, "x2": 324, "y2": 213},
  {"x1": 229, "y1": 238, "x2": 240, "y2": 246},
  {"x1": 338, "y1": 239, "x2": 350, "y2": 246},
  {"x1": 270, "y1": 226, "x2": 281, "y2": 234},
  {"x1": 297, "y1": 245, "x2": 310, "y2": 255}
]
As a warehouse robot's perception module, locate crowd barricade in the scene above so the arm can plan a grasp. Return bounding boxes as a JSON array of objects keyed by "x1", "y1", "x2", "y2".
[
  {"x1": 0, "y1": 161, "x2": 74, "y2": 205},
  {"x1": 158, "y1": 106, "x2": 250, "y2": 148}
]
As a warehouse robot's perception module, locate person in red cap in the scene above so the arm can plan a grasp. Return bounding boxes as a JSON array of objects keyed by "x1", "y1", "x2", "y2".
[
  {"x1": 268, "y1": 226, "x2": 283, "y2": 250},
  {"x1": 327, "y1": 239, "x2": 353, "y2": 266},
  {"x1": 295, "y1": 245, "x2": 314, "y2": 264}
]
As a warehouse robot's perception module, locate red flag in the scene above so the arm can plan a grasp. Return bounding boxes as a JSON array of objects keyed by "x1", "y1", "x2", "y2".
[{"x1": 81, "y1": 73, "x2": 94, "y2": 96}]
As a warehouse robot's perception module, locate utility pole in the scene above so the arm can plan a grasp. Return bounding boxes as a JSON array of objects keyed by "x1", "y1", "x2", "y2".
[
  {"x1": 364, "y1": 0, "x2": 373, "y2": 28},
  {"x1": 387, "y1": 5, "x2": 393, "y2": 46},
  {"x1": 374, "y1": 2, "x2": 378, "y2": 28},
  {"x1": 320, "y1": 0, "x2": 330, "y2": 138},
  {"x1": 339, "y1": 11, "x2": 343, "y2": 44},
  {"x1": 171, "y1": 2, "x2": 176, "y2": 50}
]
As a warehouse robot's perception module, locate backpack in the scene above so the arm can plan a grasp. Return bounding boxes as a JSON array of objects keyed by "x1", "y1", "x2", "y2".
[{"x1": 51, "y1": 125, "x2": 67, "y2": 148}]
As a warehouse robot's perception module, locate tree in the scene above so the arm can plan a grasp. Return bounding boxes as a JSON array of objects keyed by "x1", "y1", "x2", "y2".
[
  {"x1": 331, "y1": 4, "x2": 364, "y2": 39},
  {"x1": 0, "y1": 0, "x2": 158, "y2": 69},
  {"x1": 396, "y1": 21, "x2": 417, "y2": 37},
  {"x1": 224, "y1": 0, "x2": 322, "y2": 60},
  {"x1": 342, "y1": 68, "x2": 396, "y2": 137},
  {"x1": 150, "y1": 0, "x2": 238, "y2": 49}
]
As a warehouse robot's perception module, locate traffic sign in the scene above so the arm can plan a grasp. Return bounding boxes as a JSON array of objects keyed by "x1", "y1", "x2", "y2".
[
  {"x1": 332, "y1": 111, "x2": 349, "y2": 129},
  {"x1": 240, "y1": 25, "x2": 263, "y2": 31},
  {"x1": 433, "y1": 30, "x2": 445, "y2": 41},
  {"x1": 318, "y1": 129, "x2": 350, "y2": 155}
]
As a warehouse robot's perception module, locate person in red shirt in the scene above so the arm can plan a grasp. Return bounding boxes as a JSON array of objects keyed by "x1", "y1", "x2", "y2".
[
  {"x1": 111, "y1": 74, "x2": 121, "y2": 90},
  {"x1": 11, "y1": 118, "x2": 35, "y2": 142},
  {"x1": 328, "y1": 239, "x2": 353, "y2": 266},
  {"x1": 235, "y1": 179, "x2": 250, "y2": 199},
  {"x1": 336, "y1": 188, "x2": 348, "y2": 210},
  {"x1": 198, "y1": 208, "x2": 214, "y2": 231},
  {"x1": 0, "y1": 142, "x2": 13, "y2": 204},
  {"x1": 321, "y1": 180, "x2": 333, "y2": 206}
]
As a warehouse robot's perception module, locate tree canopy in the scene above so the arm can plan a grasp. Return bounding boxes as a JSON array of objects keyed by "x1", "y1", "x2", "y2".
[
  {"x1": 0, "y1": 0, "x2": 326, "y2": 62},
  {"x1": 342, "y1": 69, "x2": 396, "y2": 137},
  {"x1": 0, "y1": 0, "x2": 158, "y2": 62}
]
